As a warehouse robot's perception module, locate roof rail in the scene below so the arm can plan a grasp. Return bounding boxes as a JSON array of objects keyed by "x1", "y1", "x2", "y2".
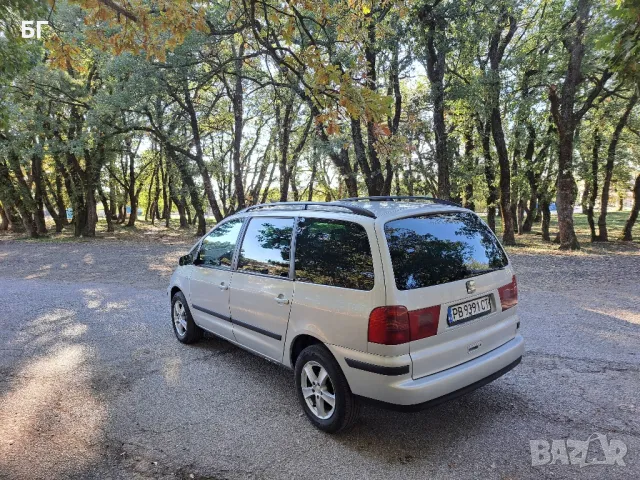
[
  {"x1": 338, "y1": 196, "x2": 462, "y2": 207},
  {"x1": 239, "y1": 201, "x2": 377, "y2": 218}
]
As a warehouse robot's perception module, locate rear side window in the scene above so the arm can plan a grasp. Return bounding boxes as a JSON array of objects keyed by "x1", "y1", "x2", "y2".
[
  {"x1": 294, "y1": 218, "x2": 374, "y2": 291},
  {"x1": 384, "y1": 212, "x2": 508, "y2": 291},
  {"x1": 238, "y1": 217, "x2": 294, "y2": 277},
  {"x1": 197, "y1": 219, "x2": 244, "y2": 269}
]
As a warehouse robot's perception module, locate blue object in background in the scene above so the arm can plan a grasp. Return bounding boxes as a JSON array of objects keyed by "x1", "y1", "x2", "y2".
[
  {"x1": 549, "y1": 203, "x2": 556, "y2": 212},
  {"x1": 126, "y1": 206, "x2": 131, "y2": 214},
  {"x1": 66, "y1": 208, "x2": 73, "y2": 220}
]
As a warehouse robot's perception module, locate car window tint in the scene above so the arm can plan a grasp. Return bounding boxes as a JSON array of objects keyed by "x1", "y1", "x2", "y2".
[
  {"x1": 294, "y1": 218, "x2": 374, "y2": 291},
  {"x1": 384, "y1": 212, "x2": 508, "y2": 290},
  {"x1": 197, "y1": 219, "x2": 244, "y2": 269},
  {"x1": 238, "y1": 217, "x2": 294, "y2": 277}
]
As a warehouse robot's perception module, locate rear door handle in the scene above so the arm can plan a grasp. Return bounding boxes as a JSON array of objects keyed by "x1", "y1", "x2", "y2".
[
  {"x1": 274, "y1": 294, "x2": 289, "y2": 305},
  {"x1": 219, "y1": 282, "x2": 229, "y2": 291}
]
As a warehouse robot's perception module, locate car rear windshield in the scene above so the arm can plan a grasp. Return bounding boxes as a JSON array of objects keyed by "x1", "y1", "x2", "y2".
[{"x1": 384, "y1": 212, "x2": 508, "y2": 291}]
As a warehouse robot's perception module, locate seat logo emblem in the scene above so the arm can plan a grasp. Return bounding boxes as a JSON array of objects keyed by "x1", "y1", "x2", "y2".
[{"x1": 466, "y1": 280, "x2": 476, "y2": 294}]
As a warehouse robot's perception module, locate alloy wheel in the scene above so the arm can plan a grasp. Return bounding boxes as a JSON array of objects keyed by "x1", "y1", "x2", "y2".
[
  {"x1": 300, "y1": 360, "x2": 336, "y2": 420},
  {"x1": 173, "y1": 300, "x2": 188, "y2": 337}
]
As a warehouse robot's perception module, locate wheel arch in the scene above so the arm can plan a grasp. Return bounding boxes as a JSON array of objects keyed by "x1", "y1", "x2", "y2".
[
  {"x1": 170, "y1": 285, "x2": 182, "y2": 300},
  {"x1": 289, "y1": 334, "x2": 324, "y2": 368}
]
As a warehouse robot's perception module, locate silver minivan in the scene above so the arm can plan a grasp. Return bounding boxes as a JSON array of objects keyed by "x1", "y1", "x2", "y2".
[{"x1": 168, "y1": 197, "x2": 523, "y2": 432}]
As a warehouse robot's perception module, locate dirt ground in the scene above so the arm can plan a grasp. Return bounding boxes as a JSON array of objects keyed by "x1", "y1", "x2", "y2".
[{"x1": 0, "y1": 238, "x2": 639, "y2": 479}]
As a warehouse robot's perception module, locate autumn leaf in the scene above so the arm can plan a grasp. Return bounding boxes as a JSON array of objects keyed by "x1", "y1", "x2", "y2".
[{"x1": 326, "y1": 121, "x2": 340, "y2": 135}]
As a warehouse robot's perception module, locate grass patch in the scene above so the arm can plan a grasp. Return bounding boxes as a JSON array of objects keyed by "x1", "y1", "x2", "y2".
[
  {"x1": 483, "y1": 211, "x2": 640, "y2": 255},
  {"x1": 0, "y1": 218, "x2": 202, "y2": 245}
]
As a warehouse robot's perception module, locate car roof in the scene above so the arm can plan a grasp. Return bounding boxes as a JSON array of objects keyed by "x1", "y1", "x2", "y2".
[
  {"x1": 234, "y1": 198, "x2": 466, "y2": 223},
  {"x1": 335, "y1": 200, "x2": 464, "y2": 221}
]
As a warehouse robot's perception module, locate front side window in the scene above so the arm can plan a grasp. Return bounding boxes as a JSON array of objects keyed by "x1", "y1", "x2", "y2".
[
  {"x1": 294, "y1": 218, "x2": 374, "y2": 291},
  {"x1": 196, "y1": 219, "x2": 244, "y2": 269},
  {"x1": 237, "y1": 217, "x2": 294, "y2": 277},
  {"x1": 385, "y1": 212, "x2": 508, "y2": 290}
]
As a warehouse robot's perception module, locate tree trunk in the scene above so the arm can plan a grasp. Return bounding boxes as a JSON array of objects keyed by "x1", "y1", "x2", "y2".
[
  {"x1": 152, "y1": 163, "x2": 161, "y2": 224},
  {"x1": 184, "y1": 197, "x2": 192, "y2": 226},
  {"x1": 81, "y1": 155, "x2": 100, "y2": 237},
  {"x1": 181, "y1": 86, "x2": 224, "y2": 221},
  {"x1": 581, "y1": 182, "x2": 590, "y2": 214},
  {"x1": 540, "y1": 199, "x2": 551, "y2": 241},
  {"x1": 161, "y1": 156, "x2": 170, "y2": 227},
  {"x1": 478, "y1": 119, "x2": 498, "y2": 233},
  {"x1": 621, "y1": 174, "x2": 640, "y2": 241},
  {"x1": 5, "y1": 153, "x2": 39, "y2": 237},
  {"x1": 31, "y1": 154, "x2": 48, "y2": 235},
  {"x1": 555, "y1": 134, "x2": 580, "y2": 249},
  {"x1": 277, "y1": 101, "x2": 294, "y2": 202},
  {"x1": 167, "y1": 148, "x2": 206, "y2": 236},
  {"x1": 55, "y1": 171, "x2": 69, "y2": 226},
  {"x1": 485, "y1": 12, "x2": 517, "y2": 243},
  {"x1": 311, "y1": 103, "x2": 358, "y2": 198},
  {"x1": 547, "y1": 0, "x2": 612, "y2": 249},
  {"x1": 290, "y1": 166, "x2": 300, "y2": 201},
  {"x1": 117, "y1": 204, "x2": 125, "y2": 223},
  {"x1": 261, "y1": 157, "x2": 278, "y2": 203},
  {"x1": 522, "y1": 172, "x2": 538, "y2": 233},
  {"x1": 42, "y1": 173, "x2": 65, "y2": 233},
  {"x1": 0, "y1": 203, "x2": 9, "y2": 231},
  {"x1": 364, "y1": 22, "x2": 392, "y2": 196},
  {"x1": 231, "y1": 43, "x2": 247, "y2": 210},
  {"x1": 597, "y1": 93, "x2": 638, "y2": 241},
  {"x1": 307, "y1": 145, "x2": 317, "y2": 201},
  {"x1": 144, "y1": 161, "x2": 157, "y2": 224},
  {"x1": 416, "y1": 10, "x2": 450, "y2": 200},
  {"x1": 109, "y1": 175, "x2": 117, "y2": 220},
  {"x1": 98, "y1": 184, "x2": 114, "y2": 232},
  {"x1": 463, "y1": 127, "x2": 475, "y2": 210},
  {"x1": 587, "y1": 128, "x2": 600, "y2": 241},
  {"x1": 428, "y1": 71, "x2": 448, "y2": 199},
  {"x1": 491, "y1": 108, "x2": 516, "y2": 245},
  {"x1": 517, "y1": 199, "x2": 526, "y2": 235},
  {"x1": 351, "y1": 119, "x2": 378, "y2": 195}
]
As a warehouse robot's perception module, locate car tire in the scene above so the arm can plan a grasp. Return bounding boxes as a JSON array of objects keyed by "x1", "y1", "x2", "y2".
[
  {"x1": 294, "y1": 344, "x2": 361, "y2": 433},
  {"x1": 171, "y1": 291, "x2": 203, "y2": 344}
]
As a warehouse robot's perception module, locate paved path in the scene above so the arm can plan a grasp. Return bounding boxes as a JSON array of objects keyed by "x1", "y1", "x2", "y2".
[{"x1": 0, "y1": 242, "x2": 639, "y2": 479}]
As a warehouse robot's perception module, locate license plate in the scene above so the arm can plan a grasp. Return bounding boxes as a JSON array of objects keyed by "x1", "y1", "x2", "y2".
[{"x1": 447, "y1": 295, "x2": 492, "y2": 325}]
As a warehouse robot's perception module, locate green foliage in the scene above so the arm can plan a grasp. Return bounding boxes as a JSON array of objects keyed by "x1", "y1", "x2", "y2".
[{"x1": 1, "y1": 0, "x2": 639, "y2": 244}]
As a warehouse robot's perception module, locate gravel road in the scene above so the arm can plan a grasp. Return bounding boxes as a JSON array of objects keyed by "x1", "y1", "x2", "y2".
[{"x1": 1, "y1": 240, "x2": 639, "y2": 479}]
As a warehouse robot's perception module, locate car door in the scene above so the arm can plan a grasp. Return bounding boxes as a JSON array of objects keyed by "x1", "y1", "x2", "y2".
[
  {"x1": 229, "y1": 216, "x2": 295, "y2": 361},
  {"x1": 189, "y1": 218, "x2": 244, "y2": 341}
]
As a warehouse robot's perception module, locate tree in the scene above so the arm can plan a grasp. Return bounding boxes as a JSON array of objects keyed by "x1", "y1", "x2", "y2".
[
  {"x1": 487, "y1": 8, "x2": 518, "y2": 245},
  {"x1": 596, "y1": 92, "x2": 638, "y2": 240},
  {"x1": 414, "y1": 0, "x2": 451, "y2": 200},
  {"x1": 548, "y1": 0, "x2": 612, "y2": 249}
]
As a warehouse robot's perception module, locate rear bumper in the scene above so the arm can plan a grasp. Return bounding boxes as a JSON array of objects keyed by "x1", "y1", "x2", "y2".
[
  {"x1": 327, "y1": 334, "x2": 524, "y2": 407},
  {"x1": 357, "y1": 356, "x2": 521, "y2": 412}
]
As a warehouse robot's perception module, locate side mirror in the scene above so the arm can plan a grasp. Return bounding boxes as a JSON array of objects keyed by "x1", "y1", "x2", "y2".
[{"x1": 179, "y1": 253, "x2": 194, "y2": 266}]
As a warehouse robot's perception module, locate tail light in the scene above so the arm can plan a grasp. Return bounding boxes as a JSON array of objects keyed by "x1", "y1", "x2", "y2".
[
  {"x1": 368, "y1": 305, "x2": 441, "y2": 345},
  {"x1": 409, "y1": 305, "x2": 441, "y2": 341},
  {"x1": 368, "y1": 306, "x2": 410, "y2": 345},
  {"x1": 498, "y1": 275, "x2": 518, "y2": 310}
]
